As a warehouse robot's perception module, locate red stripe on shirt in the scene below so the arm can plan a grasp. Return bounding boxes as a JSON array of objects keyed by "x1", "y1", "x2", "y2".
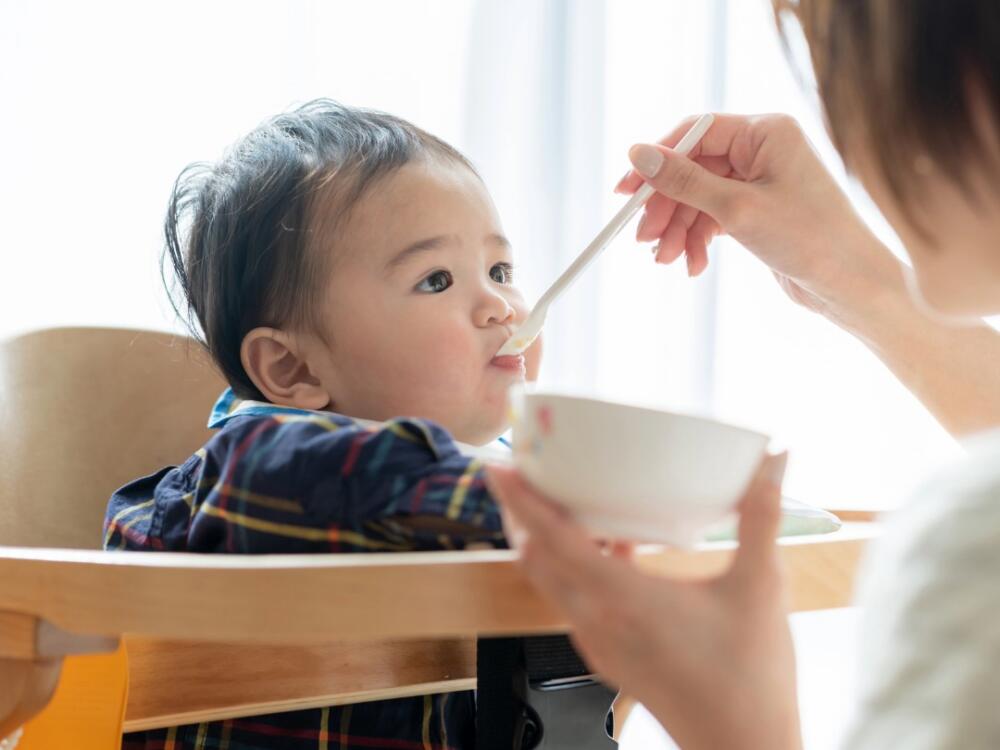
[{"x1": 341, "y1": 434, "x2": 366, "y2": 476}]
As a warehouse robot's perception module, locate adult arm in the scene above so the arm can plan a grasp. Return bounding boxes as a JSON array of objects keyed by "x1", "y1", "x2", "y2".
[{"x1": 620, "y1": 113, "x2": 1000, "y2": 437}]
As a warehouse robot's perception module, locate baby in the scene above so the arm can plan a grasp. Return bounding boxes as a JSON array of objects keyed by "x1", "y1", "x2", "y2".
[{"x1": 105, "y1": 100, "x2": 542, "y2": 749}]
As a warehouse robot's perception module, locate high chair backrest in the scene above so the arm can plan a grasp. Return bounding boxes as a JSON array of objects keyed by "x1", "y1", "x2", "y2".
[{"x1": 0, "y1": 327, "x2": 226, "y2": 549}]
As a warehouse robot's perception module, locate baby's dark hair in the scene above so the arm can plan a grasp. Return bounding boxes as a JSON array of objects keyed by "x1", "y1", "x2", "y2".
[{"x1": 164, "y1": 98, "x2": 476, "y2": 400}]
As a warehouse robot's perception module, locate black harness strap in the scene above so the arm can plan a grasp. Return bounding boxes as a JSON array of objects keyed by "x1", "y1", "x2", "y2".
[{"x1": 476, "y1": 635, "x2": 618, "y2": 749}]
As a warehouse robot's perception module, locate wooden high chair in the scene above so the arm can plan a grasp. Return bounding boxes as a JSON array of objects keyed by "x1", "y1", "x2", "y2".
[{"x1": 0, "y1": 327, "x2": 878, "y2": 745}]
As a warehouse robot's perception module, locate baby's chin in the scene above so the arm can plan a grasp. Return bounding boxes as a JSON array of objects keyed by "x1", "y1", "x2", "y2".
[{"x1": 448, "y1": 410, "x2": 510, "y2": 447}]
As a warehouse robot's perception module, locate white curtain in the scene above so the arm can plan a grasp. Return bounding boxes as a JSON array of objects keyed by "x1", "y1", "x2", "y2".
[
  {"x1": 0, "y1": 0, "x2": 474, "y2": 340},
  {"x1": 461, "y1": 0, "x2": 732, "y2": 407},
  {"x1": 462, "y1": 0, "x2": 608, "y2": 391},
  {"x1": 463, "y1": 0, "x2": 957, "y2": 510}
]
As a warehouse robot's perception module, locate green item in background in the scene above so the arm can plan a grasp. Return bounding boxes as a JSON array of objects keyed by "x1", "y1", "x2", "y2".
[{"x1": 703, "y1": 497, "x2": 843, "y2": 542}]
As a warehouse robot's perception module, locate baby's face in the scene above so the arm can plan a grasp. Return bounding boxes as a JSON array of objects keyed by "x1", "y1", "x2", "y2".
[{"x1": 305, "y1": 158, "x2": 541, "y2": 445}]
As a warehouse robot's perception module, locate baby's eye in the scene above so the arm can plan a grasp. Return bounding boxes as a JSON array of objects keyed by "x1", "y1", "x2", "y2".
[
  {"x1": 490, "y1": 263, "x2": 514, "y2": 285},
  {"x1": 416, "y1": 270, "x2": 453, "y2": 294}
]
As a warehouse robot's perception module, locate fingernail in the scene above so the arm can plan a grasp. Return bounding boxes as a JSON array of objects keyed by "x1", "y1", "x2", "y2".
[
  {"x1": 614, "y1": 169, "x2": 633, "y2": 193},
  {"x1": 629, "y1": 144, "x2": 664, "y2": 179},
  {"x1": 764, "y1": 452, "x2": 789, "y2": 487}
]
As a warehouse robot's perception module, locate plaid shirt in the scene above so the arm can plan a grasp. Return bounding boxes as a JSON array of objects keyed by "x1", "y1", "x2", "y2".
[{"x1": 105, "y1": 390, "x2": 508, "y2": 750}]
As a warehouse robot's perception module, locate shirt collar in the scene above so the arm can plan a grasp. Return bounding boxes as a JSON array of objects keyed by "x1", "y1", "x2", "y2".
[
  {"x1": 207, "y1": 388, "x2": 313, "y2": 428},
  {"x1": 207, "y1": 388, "x2": 512, "y2": 455}
]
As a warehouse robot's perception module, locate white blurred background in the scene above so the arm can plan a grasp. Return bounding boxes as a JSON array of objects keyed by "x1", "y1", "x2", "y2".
[
  {"x1": 0, "y1": 0, "x2": 958, "y2": 511},
  {"x1": 0, "y1": 1, "x2": 966, "y2": 746}
]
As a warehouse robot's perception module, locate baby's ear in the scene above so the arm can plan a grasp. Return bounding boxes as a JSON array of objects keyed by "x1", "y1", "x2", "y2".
[{"x1": 241, "y1": 328, "x2": 329, "y2": 410}]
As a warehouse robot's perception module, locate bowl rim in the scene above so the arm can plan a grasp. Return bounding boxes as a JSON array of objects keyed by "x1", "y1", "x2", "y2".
[{"x1": 511, "y1": 387, "x2": 771, "y2": 444}]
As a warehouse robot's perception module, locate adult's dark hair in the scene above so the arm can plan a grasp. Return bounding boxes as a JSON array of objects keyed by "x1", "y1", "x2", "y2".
[
  {"x1": 772, "y1": 0, "x2": 1000, "y2": 225},
  {"x1": 164, "y1": 99, "x2": 476, "y2": 400}
]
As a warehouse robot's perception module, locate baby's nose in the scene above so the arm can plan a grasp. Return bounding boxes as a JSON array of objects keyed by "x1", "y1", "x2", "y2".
[
  {"x1": 476, "y1": 293, "x2": 515, "y2": 328},
  {"x1": 490, "y1": 304, "x2": 515, "y2": 325}
]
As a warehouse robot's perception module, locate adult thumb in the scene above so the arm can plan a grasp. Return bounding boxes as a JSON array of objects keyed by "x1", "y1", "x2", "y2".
[
  {"x1": 629, "y1": 143, "x2": 740, "y2": 220},
  {"x1": 728, "y1": 451, "x2": 788, "y2": 586}
]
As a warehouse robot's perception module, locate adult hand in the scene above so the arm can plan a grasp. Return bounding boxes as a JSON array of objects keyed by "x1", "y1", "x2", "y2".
[
  {"x1": 619, "y1": 113, "x2": 900, "y2": 319},
  {"x1": 486, "y1": 454, "x2": 802, "y2": 750}
]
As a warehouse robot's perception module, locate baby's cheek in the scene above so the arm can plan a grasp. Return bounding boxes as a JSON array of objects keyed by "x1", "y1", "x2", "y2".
[{"x1": 418, "y1": 325, "x2": 481, "y2": 379}]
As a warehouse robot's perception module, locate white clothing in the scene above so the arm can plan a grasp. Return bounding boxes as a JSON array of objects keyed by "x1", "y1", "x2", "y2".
[{"x1": 845, "y1": 427, "x2": 1000, "y2": 749}]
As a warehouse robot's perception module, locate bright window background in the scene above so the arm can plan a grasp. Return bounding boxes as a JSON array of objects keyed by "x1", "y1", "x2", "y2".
[
  {"x1": 0, "y1": 0, "x2": 957, "y2": 512},
  {"x1": 0, "y1": 0, "x2": 473, "y2": 338}
]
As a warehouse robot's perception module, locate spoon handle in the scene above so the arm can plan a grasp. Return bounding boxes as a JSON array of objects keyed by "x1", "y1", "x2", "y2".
[
  {"x1": 535, "y1": 113, "x2": 715, "y2": 312},
  {"x1": 536, "y1": 183, "x2": 655, "y2": 310}
]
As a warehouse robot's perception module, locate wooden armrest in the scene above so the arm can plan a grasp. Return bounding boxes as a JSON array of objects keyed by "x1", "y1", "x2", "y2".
[
  {"x1": 1, "y1": 523, "x2": 877, "y2": 732},
  {"x1": 0, "y1": 523, "x2": 876, "y2": 644}
]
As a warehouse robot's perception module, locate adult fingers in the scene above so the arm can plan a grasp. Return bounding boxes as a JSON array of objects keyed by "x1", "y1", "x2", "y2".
[
  {"x1": 485, "y1": 465, "x2": 604, "y2": 572},
  {"x1": 654, "y1": 220, "x2": 688, "y2": 265},
  {"x1": 728, "y1": 452, "x2": 788, "y2": 587},
  {"x1": 609, "y1": 540, "x2": 635, "y2": 560},
  {"x1": 615, "y1": 168, "x2": 643, "y2": 195},
  {"x1": 629, "y1": 142, "x2": 746, "y2": 222},
  {"x1": 486, "y1": 464, "x2": 571, "y2": 546},
  {"x1": 598, "y1": 539, "x2": 636, "y2": 560},
  {"x1": 644, "y1": 148, "x2": 729, "y2": 251},
  {"x1": 615, "y1": 113, "x2": 696, "y2": 195},
  {"x1": 486, "y1": 465, "x2": 635, "y2": 610},
  {"x1": 637, "y1": 191, "x2": 679, "y2": 243},
  {"x1": 619, "y1": 152, "x2": 735, "y2": 199},
  {"x1": 488, "y1": 472, "x2": 596, "y2": 620},
  {"x1": 683, "y1": 212, "x2": 722, "y2": 277},
  {"x1": 616, "y1": 112, "x2": 753, "y2": 196}
]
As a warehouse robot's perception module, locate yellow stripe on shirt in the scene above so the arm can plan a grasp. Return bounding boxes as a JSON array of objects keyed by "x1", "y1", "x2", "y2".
[
  {"x1": 272, "y1": 414, "x2": 343, "y2": 431},
  {"x1": 198, "y1": 504, "x2": 409, "y2": 550},
  {"x1": 103, "y1": 498, "x2": 155, "y2": 548},
  {"x1": 180, "y1": 476, "x2": 306, "y2": 514},
  {"x1": 446, "y1": 459, "x2": 482, "y2": 520},
  {"x1": 213, "y1": 482, "x2": 305, "y2": 514},
  {"x1": 383, "y1": 420, "x2": 427, "y2": 446},
  {"x1": 318, "y1": 705, "x2": 330, "y2": 750},
  {"x1": 339, "y1": 705, "x2": 353, "y2": 750},
  {"x1": 422, "y1": 694, "x2": 433, "y2": 750}
]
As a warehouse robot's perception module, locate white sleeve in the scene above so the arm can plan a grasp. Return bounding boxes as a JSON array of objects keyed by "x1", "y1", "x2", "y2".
[{"x1": 844, "y1": 440, "x2": 1000, "y2": 750}]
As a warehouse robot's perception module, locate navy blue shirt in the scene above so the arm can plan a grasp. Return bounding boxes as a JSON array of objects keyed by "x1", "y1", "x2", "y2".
[{"x1": 106, "y1": 391, "x2": 508, "y2": 749}]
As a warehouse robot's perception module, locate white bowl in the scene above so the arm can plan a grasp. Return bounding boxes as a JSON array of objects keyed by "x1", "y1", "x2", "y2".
[{"x1": 509, "y1": 389, "x2": 770, "y2": 546}]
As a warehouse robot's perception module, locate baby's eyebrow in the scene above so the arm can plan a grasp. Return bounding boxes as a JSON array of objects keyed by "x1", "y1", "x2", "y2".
[
  {"x1": 385, "y1": 234, "x2": 456, "y2": 272},
  {"x1": 487, "y1": 233, "x2": 512, "y2": 251},
  {"x1": 385, "y1": 232, "x2": 512, "y2": 273}
]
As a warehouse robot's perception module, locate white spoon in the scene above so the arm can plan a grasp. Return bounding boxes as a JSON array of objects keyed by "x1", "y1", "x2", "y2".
[{"x1": 495, "y1": 113, "x2": 715, "y2": 357}]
